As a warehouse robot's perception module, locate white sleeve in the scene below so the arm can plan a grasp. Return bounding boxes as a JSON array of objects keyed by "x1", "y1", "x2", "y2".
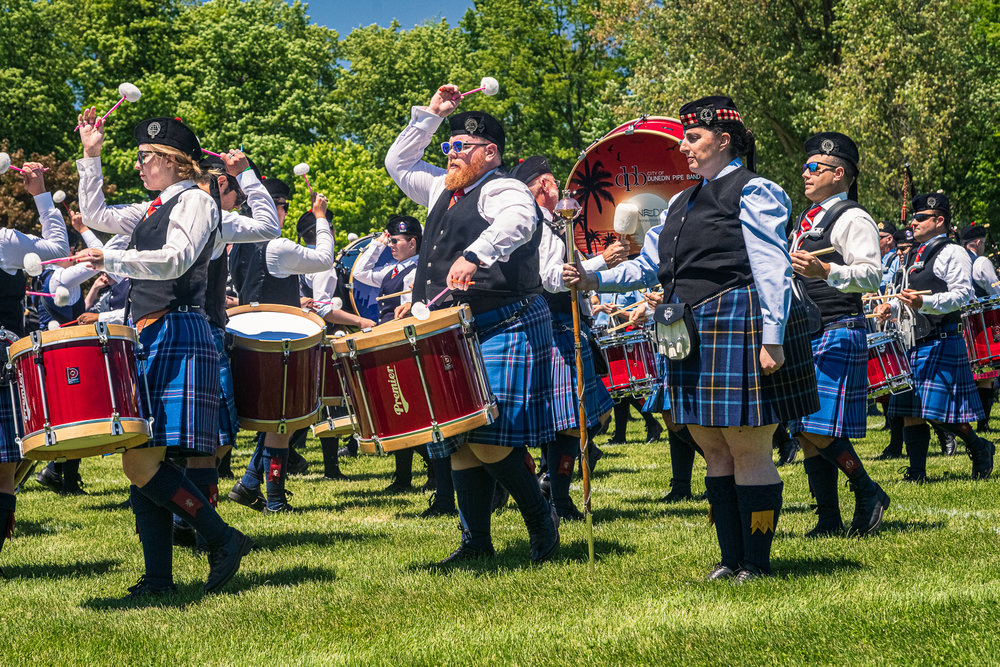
[
  {"x1": 825, "y1": 210, "x2": 882, "y2": 293},
  {"x1": 52, "y1": 233, "x2": 130, "y2": 290},
  {"x1": 352, "y1": 241, "x2": 393, "y2": 288},
  {"x1": 972, "y1": 256, "x2": 1000, "y2": 296},
  {"x1": 266, "y1": 218, "x2": 334, "y2": 277},
  {"x1": 220, "y1": 170, "x2": 281, "y2": 243},
  {"x1": 538, "y1": 224, "x2": 567, "y2": 293},
  {"x1": 75, "y1": 157, "x2": 147, "y2": 235},
  {"x1": 0, "y1": 193, "x2": 71, "y2": 269},
  {"x1": 384, "y1": 106, "x2": 447, "y2": 208},
  {"x1": 921, "y1": 245, "x2": 974, "y2": 314},
  {"x1": 98, "y1": 308, "x2": 126, "y2": 324},
  {"x1": 465, "y1": 178, "x2": 538, "y2": 268},
  {"x1": 309, "y1": 266, "x2": 340, "y2": 318}
]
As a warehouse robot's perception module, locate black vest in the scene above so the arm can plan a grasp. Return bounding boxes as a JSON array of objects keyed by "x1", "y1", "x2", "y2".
[
  {"x1": 968, "y1": 250, "x2": 990, "y2": 298},
  {"x1": 126, "y1": 189, "x2": 217, "y2": 320},
  {"x1": 414, "y1": 170, "x2": 542, "y2": 314},
  {"x1": 0, "y1": 268, "x2": 26, "y2": 337},
  {"x1": 657, "y1": 167, "x2": 756, "y2": 305},
  {"x1": 228, "y1": 241, "x2": 301, "y2": 308},
  {"x1": 789, "y1": 199, "x2": 867, "y2": 324},
  {"x1": 204, "y1": 253, "x2": 229, "y2": 329},
  {"x1": 378, "y1": 262, "x2": 417, "y2": 324},
  {"x1": 906, "y1": 236, "x2": 960, "y2": 327}
]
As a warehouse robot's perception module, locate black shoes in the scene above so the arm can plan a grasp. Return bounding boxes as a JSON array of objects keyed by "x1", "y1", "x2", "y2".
[
  {"x1": 733, "y1": 565, "x2": 768, "y2": 583},
  {"x1": 205, "y1": 530, "x2": 253, "y2": 593},
  {"x1": 876, "y1": 446, "x2": 904, "y2": 461},
  {"x1": 262, "y1": 503, "x2": 301, "y2": 515},
  {"x1": 384, "y1": 479, "x2": 414, "y2": 494},
  {"x1": 706, "y1": 563, "x2": 736, "y2": 581},
  {"x1": 847, "y1": 481, "x2": 890, "y2": 537},
  {"x1": 939, "y1": 431, "x2": 958, "y2": 457},
  {"x1": 420, "y1": 494, "x2": 458, "y2": 518},
  {"x1": 322, "y1": 469, "x2": 349, "y2": 481},
  {"x1": 434, "y1": 543, "x2": 496, "y2": 566},
  {"x1": 659, "y1": 482, "x2": 693, "y2": 503},
  {"x1": 776, "y1": 437, "x2": 801, "y2": 466},
  {"x1": 124, "y1": 576, "x2": 177, "y2": 599},
  {"x1": 554, "y1": 500, "x2": 585, "y2": 522},
  {"x1": 645, "y1": 422, "x2": 663, "y2": 445},
  {"x1": 228, "y1": 481, "x2": 265, "y2": 511},
  {"x1": 529, "y1": 506, "x2": 560, "y2": 564},
  {"x1": 901, "y1": 467, "x2": 927, "y2": 483},
  {"x1": 805, "y1": 520, "x2": 844, "y2": 538},
  {"x1": 970, "y1": 437, "x2": 995, "y2": 480},
  {"x1": 338, "y1": 446, "x2": 358, "y2": 458},
  {"x1": 287, "y1": 457, "x2": 309, "y2": 476},
  {"x1": 172, "y1": 521, "x2": 197, "y2": 548},
  {"x1": 35, "y1": 467, "x2": 63, "y2": 494}
]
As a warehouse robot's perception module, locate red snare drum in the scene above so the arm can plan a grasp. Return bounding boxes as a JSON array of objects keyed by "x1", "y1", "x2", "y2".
[
  {"x1": 566, "y1": 117, "x2": 692, "y2": 257},
  {"x1": 595, "y1": 326, "x2": 658, "y2": 398},
  {"x1": 962, "y1": 296, "x2": 1000, "y2": 372},
  {"x1": 867, "y1": 332, "x2": 913, "y2": 398},
  {"x1": 331, "y1": 304, "x2": 497, "y2": 453},
  {"x1": 8, "y1": 324, "x2": 150, "y2": 461},
  {"x1": 226, "y1": 304, "x2": 325, "y2": 433}
]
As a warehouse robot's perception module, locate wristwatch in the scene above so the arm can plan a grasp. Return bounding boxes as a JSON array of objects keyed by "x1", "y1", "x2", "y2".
[{"x1": 462, "y1": 251, "x2": 481, "y2": 266}]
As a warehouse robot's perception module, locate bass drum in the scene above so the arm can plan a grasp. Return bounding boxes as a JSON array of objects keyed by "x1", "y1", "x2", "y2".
[
  {"x1": 566, "y1": 116, "x2": 692, "y2": 258},
  {"x1": 334, "y1": 233, "x2": 395, "y2": 323}
]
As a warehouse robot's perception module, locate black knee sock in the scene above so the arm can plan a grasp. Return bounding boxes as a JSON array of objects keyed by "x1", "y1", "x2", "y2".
[
  {"x1": 904, "y1": 424, "x2": 931, "y2": 475},
  {"x1": 186, "y1": 467, "x2": 219, "y2": 508},
  {"x1": 287, "y1": 427, "x2": 308, "y2": 466},
  {"x1": 668, "y1": 429, "x2": 696, "y2": 493},
  {"x1": 817, "y1": 437, "x2": 873, "y2": 489},
  {"x1": 482, "y1": 449, "x2": 553, "y2": 539},
  {"x1": 138, "y1": 463, "x2": 231, "y2": 549},
  {"x1": 547, "y1": 434, "x2": 579, "y2": 509},
  {"x1": 344, "y1": 438, "x2": 358, "y2": 456},
  {"x1": 262, "y1": 447, "x2": 289, "y2": 510},
  {"x1": 612, "y1": 402, "x2": 630, "y2": 440},
  {"x1": 803, "y1": 455, "x2": 840, "y2": 527},
  {"x1": 452, "y1": 465, "x2": 494, "y2": 551},
  {"x1": 217, "y1": 449, "x2": 233, "y2": 477},
  {"x1": 888, "y1": 417, "x2": 905, "y2": 453},
  {"x1": 63, "y1": 459, "x2": 82, "y2": 489},
  {"x1": 320, "y1": 437, "x2": 341, "y2": 477},
  {"x1": 704, "y1": 475, "x2": 742, "y2": 571},
  {"x1": 130, "y1": 485, "x2": 174, "y2": 587},
  {"x1": 393, "y1": 450, "x2": 414, "y2": 486},
  {"x1": 430, "y1": 457, "x2": 455, "y2": 509},
  {"x1": 0, "y1": 492, "x2": 15, "y2": 558},
  {"x1": 736, "y1": 482, "x2": 783, "y2": 575}
]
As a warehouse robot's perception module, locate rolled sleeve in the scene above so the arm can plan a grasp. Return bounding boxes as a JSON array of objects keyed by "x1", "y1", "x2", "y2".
[{"x1": 740, "y1": 179, "x2": 793, "y2": 345}]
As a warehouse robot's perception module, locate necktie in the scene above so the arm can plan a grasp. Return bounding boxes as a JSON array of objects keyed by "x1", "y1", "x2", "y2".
[
  {"x1": 449, "y1": 188, "x2": 465, "y2": 209},
  {"x1": 390, "y1": 265, "x2": 399, "y2": 279},
  {"x1": 145, "y1": 196, "x2": 163, "y2": 219},
  {"x1": 800, "y1": 204, "x2": 822, "y2": 232}
]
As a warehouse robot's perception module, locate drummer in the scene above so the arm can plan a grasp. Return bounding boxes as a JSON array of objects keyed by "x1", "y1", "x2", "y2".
[
  {"x1": 874, "y1": 192, "x2": 995, "y2": 482},
  {"x1": 787, "y1": 132, "x2": 889, "y2": 538},
  {"x1": 0, "y1": 162, "x2": 70, "y2": 570},
  {"x1": 878, "y1": 221, "x2": 899, "y2": 293},
  {"x1": 385, "y1": 87, "x2": 559, "y2": 565},
  {"x1": 74, "y1": 110, "x2": 251, "y2": 598},
  {"x1": 512, "y1": 155, "x2": 615, "y2": 521},
  {"x1": 960, "y1": 223, "x2": 1000, "y2": 431}
]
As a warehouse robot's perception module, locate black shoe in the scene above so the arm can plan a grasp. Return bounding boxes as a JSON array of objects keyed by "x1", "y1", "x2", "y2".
[
  {"x1": 538, "y1": 474, "x2": 551, "y2": 501},
  {"x1": 35, "y1": 467, "x2": 63, "y2": 494},
  {"x1": 420, "y1": 494, "x2": 458, "y2": 518},
  {"x1": 554, "y1": 500, "x2": 586, "y2": 521},
  {"x1": 876, "y1": 446, "x2": 904, "y2": 461},
  {"x1": 421, "y1": 478, "x2": 435, "y2": 492},
  {"x1": 705, "y1": 563, "x2": 736, "y2": 581},
  {"x1": 805, "y1": 520, "x2": 844, "y2": 538},
  {"x1": 262, "y1": 503, "x2": 301, "y2": 515},
  {"x1": 490, "y1": 485, "x2": 510, "y2": 514},
  {"x1": 940, "y1": 432, "x2": 958, "y2": 456},
  {"x1": 646, "y1": 422, "x2": 663, "y2": 445},
  {"x1": 384, "y1": 479, "x2": 414, "y2": 494},
  {"x1": 204, "y1": 530, "x2": 253, "y2": 593},
  {"x1": 61, "y1": 478, "x2": 87, "y2": 496},
  {"x1": 322, "y1": 469, "x2": 349, "y2": 481},
  {"x1": 287, "y1": 457, "x2": 309, "y2": 476},
  {"x1": 529, "y1": 506, "x2": 560, "y2": 563},
  {"x1": 586, "y1": 443, "x2": 604, "y2": 473},
  {"x1": 847, "y1": 481, "x2": 890, "y2": 537},
  {"x1": 776, "y1": 438, "x2": 800, "y2": 466},
  {"x1": 901, "y1": 467, "x2": 927, "y2": 483},
  {"x1": 228, "y1": 481, "x2": 265, "y2": 511},
  {"x1": 659, "y1": 482, "x2": 693, "y2": 503},
  {"x1": 338, "y1": 446, "x2": 357, "y2": 458},
  {"x1": 970, "y1": 437, "x2": 995, "y2": 480},
  {"x1": 124, "y1": 576, "x2": 177, "y2": 599},
  {"x1": 434, "y1": 543, "x2": 496, "y2": 566},
  {"x1": 608, "y1": 434, "x2": 627, "y2": 445},
  {"x1": 172, "y1": 522, "x2": 197, "y2": 548},
  {"x1": 733, "y1": 565, "x2": 769, "y2": 583}
]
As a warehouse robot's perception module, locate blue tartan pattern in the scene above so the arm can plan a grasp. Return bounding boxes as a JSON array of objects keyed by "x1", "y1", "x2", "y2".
[
  {"x1": 789, "y1": 321, "x2": 868, "y2": 438},
  {"x1": 668, "y1": 285, "x2": 819, "y2": 427},
  {"x1": 427, "y1": 295, "x2": 554, "y2": 459},
  {"x1": 137, "y1": 311, "x2": 220, "y2": 455},
  {"x1": 550, "y1": 312, "x2": 614, "y2": 432},
  {"x1": 888, "y1": 334, "x2": 984, "y2": 423},
  {"x1": 0, "y1": 378, "x2": 21, "y2": 463},
  {"x1": 211, "y1": 325, "x2": 238, "y2": 449},
  {"x1": 642, "y1": 354, "x2": 671, "y2": 413}
]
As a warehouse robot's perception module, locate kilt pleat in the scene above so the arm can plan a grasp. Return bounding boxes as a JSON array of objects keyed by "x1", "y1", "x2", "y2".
[
  {"x1": 550, "y1": 312, "x2": 614, "y2": 432},
  {"x1": 888, "y1": 334, "x2": 984, "y2": 423},
  {"x1": 138, "y1": 311, "x2": 220, "y2": 455},
  {"x1": 0, "y1": 379, "x2": 21, "y2": 463},
  {"x1": 668, "y1": 285, "x2": 819, "y2": 427},
  {"x1": 789, "y1": 321, "x2": 868, "y2": 438},
  {"x1": 641, "y1": 355, "x2": 671, "y2": 413},
  {"x1": 211, "y1": 325, "x2": 239, "y2": 449}
]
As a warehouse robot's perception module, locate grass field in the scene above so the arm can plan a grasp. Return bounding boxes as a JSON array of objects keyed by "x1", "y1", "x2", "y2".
[{"x1": 2, "y1": 416, "x2": 1000, "y2": 666}]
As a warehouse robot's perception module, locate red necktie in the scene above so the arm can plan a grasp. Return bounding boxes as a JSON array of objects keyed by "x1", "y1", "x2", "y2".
[
  {"x1": 145, "y1": 196, "x2": 163, "y2": 219},
  {"x1": 449, "y1": 188, "x2": 465, "y2": 209},
  {"x1": 800, "y1": 204, "x2": 822, "y2": 232},
  {"x1": 390, "y1": 266, "x2": 399, "y2": 279}
]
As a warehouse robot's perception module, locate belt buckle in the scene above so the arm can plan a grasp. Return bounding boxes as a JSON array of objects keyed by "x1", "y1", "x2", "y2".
[{"x1": 177, "y1": 305, "x2": 190, "y2": 313}]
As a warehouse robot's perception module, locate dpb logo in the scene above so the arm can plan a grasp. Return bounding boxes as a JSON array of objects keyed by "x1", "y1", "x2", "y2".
[{"x1": 615, "y1": 165, "x2": 647, "y2": 192}]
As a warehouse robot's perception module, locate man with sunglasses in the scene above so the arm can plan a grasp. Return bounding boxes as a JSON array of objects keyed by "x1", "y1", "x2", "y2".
[
  {"x1": 385, "y1": 85, "x2": 559, "y2": 565},
  {"x1": 959, "y1": 224, "x2": 1000, "y2": 432},
  {"x1": 874, "y1": 193, "x2": 994, "y2": 482},
  {"x1": 787, "y1": 132, "x2": 890, "y2": 538}
]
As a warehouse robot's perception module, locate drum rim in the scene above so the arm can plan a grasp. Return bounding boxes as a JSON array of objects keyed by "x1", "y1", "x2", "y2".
[
  {"x1": 354, "y1": 404, "x2": 498, "y2": 453},
  {"x1": 225, "y1": 303, "x2": 326, "y2": 351},
  {"x1": 331, "y1": 304, "x2": 470, "y2": 355},
  {"x1": 20, "y1": 418, "x2": 150, "y2": 460},
  {"x1": 8, "y1": 324, "x2": 137, "y2": 359}
]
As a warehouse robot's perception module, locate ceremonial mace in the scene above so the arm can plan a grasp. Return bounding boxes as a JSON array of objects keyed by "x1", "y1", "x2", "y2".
[{"x1": 554, "y1": 189, "x2": 595, "y2": 565}]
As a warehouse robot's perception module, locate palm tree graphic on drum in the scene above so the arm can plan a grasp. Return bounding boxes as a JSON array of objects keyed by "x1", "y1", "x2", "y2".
[{"x1": 571, "y1": 160, "x2": 615, "y2": 254}]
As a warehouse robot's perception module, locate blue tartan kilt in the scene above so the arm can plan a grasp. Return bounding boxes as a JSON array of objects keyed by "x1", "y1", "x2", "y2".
[
  {"x1": 550, "y1": 312, "x2": 614, "y2": 432},
  {"x1": 0, "y1": 376, "x2": 21, "y2": 463},
  {"x1": 427, "y1": 295, "x2": 554, "y2": 459},
  {"x1": 211, "y1": 325, "x2": 239, "y2": 449},
  {"x1": 789, "y1": 320, "x2": 868, "y2": 438},
  {"x1": 137, "y1": 311, "x2": 220, "y2": 456},
  {"x1": 668, "y1": 284, "x2": 819, "y2": 428},
  {"x1": 642, "y1": 355, "x2": 671, "y2": 413},
  {"x1": 888, "y1": 333, "x2": 984, "y2": 423}
]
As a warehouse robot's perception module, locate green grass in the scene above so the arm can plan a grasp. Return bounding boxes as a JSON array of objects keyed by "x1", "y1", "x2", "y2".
[{"x1": 3, "y1": 416, "x2": 1000, "y2": 666}]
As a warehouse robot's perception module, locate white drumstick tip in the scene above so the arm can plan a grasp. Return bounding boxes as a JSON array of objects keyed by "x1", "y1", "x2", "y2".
[
  {"x1": 481, "y1": 77, "x2": 500, "y2": 96},
  {"x1": 53, "y1": 190, "x2": 66, "y2": 204},
  {"x1": 411, "y1": 302, "x2": 430, "y2": 321},
  {"x1": 54, "y1": 286, "x2": 71, "y2": 307},
  {"x1": 47, "y1": 320, "x2": 60, "y2": 330},
  {"x1": 331, "y1": 297, "x2": 343, "y2": 310},
  {"x1": 23, "y1": 253, "x2": 42, "y2": 277},
  {"x1": 118, "y1": 82, "x2": 142, "y2": 103},
  {"x1": 347, "y1": 233, "x2": 359, "y2": 242},
  {"x1": 0, "y1": 152, "x2": 10, "y2": 175},
  {"x1": 613, "y1": 202, "x2": 640, "y2": 235},
  {"x1": 293, "y1": 163, "x2": 310, "y2": 176}
]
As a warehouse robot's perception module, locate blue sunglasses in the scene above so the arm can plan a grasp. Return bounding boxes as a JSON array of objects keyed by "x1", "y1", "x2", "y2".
[{"x1": 441, "y1": 140, "x2": 489, "y2": 155}]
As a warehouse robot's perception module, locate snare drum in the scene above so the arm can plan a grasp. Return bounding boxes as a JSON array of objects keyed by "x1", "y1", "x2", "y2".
[
  {"x1": 226, "y1": 304, "x2": 325, "y2": 433},
  {"x1": 331, "y1": 304, "x2": 498, "y2": 453},
  {"x1": 867, "y1": 331, "x2": 913, "y2": 398},
  {"x1": 594, "y1": 326, "x2": 658, "y2": 398},
  {"x1": 962, "y1": 296, "x2": 1000, "y2": 372},
  {"x1": 319, "y1": 337, "x2": 345, "y2": 407},
  {"x1": 8, "y1": 323, "x2": 150, "y2": 461}
]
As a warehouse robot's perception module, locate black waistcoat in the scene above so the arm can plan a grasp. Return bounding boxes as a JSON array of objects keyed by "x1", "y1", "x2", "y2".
[
  {"x1": 789, "y1": 199, "x2": 867, "y2": 324},
  {"x1": 906, "y1": 236, "x2": 960, "y2": 327},
  {"x1": 127, "y1": 189, "x2": 216, "y2": 320},
  {"x1": 377, "y1": 262, "x2": 417, "y2": 324},
  {"x1": 968, "y1": 250, "x2": 990, "y2": 298},
  {"x1": 228, "y1": 241, "x2": 301, "y2": 308},
  {"x1": 414, "y1": 170, "x2": 542, "y2": 314},
  {"x1": 204, "y1": 253, "x2": 229, "y2": 329},
  {"x1": 0, "y1": 268, "x2": 26, "y2": 337},
  {"x1": 657, "y1": 167, "x2": 755, "y2": 305}
]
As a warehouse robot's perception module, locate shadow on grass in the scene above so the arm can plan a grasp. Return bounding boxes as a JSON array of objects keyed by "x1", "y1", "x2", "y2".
[
  {"x1": 307, "y1": 496, "x2": 413, "y2": 513},
  {"x1": 6, "y1": 558, "x2": 119, "y2": 579},
  {"x1": 406, "y1": 537, "x2": 634, "y2": 575},
  {"x1": 878, "y1": 518, "x2": 947, "y2": 533},
  {"x1": 774, "y1": 555, "x2": 864, "y2": 578},
  {"x1": 10, "y1": 518, "x2": 82, "y2": 538},
  {"x1": 248, "y1": 529, "x2": 373, "y2": 551},
  {"x1": 85, "y1": 499, "x2": 132, "y2": 512}
]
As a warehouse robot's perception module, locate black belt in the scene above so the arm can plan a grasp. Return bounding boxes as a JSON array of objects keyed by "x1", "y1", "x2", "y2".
[
  {"x1": 823, "y1": 316, "x2": 865, "y2": 332},
  {"x1": 918, "y1": 323, "x2": 963, "y2": 341}
]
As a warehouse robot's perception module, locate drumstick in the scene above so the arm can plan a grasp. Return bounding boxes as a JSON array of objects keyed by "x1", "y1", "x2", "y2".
[
  {"x1": 607, "y1": 299, "x2": 649, "y2": 318},
  {"x1": 59, "y1": 318, "x2": 79, "y2": 327},
  {"x1": 806, "y1": 246, "x2": 835, "y2": 257},
  {"x1": 376, "y1": 288, "x2": 413, "y2": 301},
  {"x1": 607, "y1": 319, "x2": 641, "y2": 332},
  {"x1": 862, "y1": 290, "x2": 932, "y2": 301}
]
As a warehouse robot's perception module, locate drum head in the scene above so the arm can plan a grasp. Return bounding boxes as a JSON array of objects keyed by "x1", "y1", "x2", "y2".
[
  {"x1": 566, "y1": 117, "x2": 693, "y2": 257},
  {"x1": 335, "y1": 233, "x2": 395, "y2": 323},
  {"x1": 226, "y1": 310, "x2": 323, "y2": 341}
]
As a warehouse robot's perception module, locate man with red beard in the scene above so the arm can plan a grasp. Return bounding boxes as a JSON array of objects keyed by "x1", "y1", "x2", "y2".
[{"x1": 385, "y1": 84, "x2": 559, "y2": 565}]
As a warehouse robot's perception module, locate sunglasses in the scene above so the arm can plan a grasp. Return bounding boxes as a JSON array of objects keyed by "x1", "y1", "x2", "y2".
[
  {"x1": 912, "y1": 213, "x2": 938, "y2": 222},
  {"x1": 275, "y1": 201, "x2": 289, "y2": 212},
  {"x1": 802, "y1": 161, "x2": 838, "y2": 174},
  {"x1": 137, "y1": 150, "x2": 164, "y2": 165},
  {"x1": 441, "y1": 141, "x2": 489, "y2": 155}
]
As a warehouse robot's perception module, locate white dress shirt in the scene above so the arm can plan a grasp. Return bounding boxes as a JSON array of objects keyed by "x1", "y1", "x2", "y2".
[
  {"x1": 790, "y1": 192, "x2": 881, "y2": 293},
  {"x1": 899, "y1": 235, "x2": 974, "y2": 315},
  {"x1": 1, "y1": 192, "x2": 71, "y2": 274},
  {"x1": 265, "y1": 217, "x2": 334, "y2": 278},
  {"x1": 353, "y1": 242, "x2": 417, "y2": 305},
  {"x1": 971, "y1": 254, "x2": 1000, "y2": 297}
]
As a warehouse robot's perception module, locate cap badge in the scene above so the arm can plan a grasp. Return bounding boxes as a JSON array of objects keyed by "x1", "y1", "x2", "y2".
[
  {"x1": 698, "y1": 107, "x2": 714, "y2": 124},
  {"x1": 147, "y1": 121, "x2": 161, "y2": 138},
  {"x1": 927, "y1": 196, "x2": 939, "y2": 209},
  {"x1": 821, "y1": 138, "x2": 835, "y2": 153},
  {"x1": 465, "y1": 117, "x2": 480, "y2": 134}
]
